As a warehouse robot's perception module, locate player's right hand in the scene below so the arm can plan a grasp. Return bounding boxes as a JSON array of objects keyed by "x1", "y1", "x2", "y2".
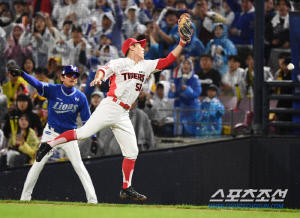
[{"x1": 90, "y1": 78, "x2": 102, "y2": 87}]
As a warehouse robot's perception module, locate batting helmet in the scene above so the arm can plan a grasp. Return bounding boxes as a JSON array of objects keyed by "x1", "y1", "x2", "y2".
[{"x1": 62, "y1": 65, "x2": 79, "y2": 76}]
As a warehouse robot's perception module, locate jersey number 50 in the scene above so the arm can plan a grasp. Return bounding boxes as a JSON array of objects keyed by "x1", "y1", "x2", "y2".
[{"x1": 135, "y1": 83, "x2": 143, "y2": 92}]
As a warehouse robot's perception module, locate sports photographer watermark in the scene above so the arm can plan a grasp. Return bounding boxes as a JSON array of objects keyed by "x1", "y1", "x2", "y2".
[{"x1": 208, "y1": 189, "x2": 288, "y2": 209}]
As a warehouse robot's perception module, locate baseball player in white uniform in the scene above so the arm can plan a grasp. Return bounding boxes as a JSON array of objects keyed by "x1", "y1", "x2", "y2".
[
  {"x1": 35, "y1": 18, "x2": 191, "y2": 200},
  {"x1": 8, "y1": 66, "x2": 98, "y2": 204}
]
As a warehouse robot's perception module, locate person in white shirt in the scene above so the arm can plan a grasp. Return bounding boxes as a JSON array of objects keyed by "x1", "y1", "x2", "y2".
[
  {"x1": 242, "y1": 53, "x2": 273, "y2": 96},
  {"x1": 147, "y1": 82, "x2": 174, "y2": 137},
  {"x1": 54, "y1": 25, "x2": 91, "y2": 68},
  {"x1": 122, "y1": 5, "x2": 146, "y2": 39},
  {"x1": 52, "y1": 0, "x2": 70, "y2": 30},
  {"x1": 220, "y1": 55, "x2": 246, "y2": 99},
  {"x1": 35, "y1": 22, "x2": 191, "y2": 201},
  {"x1": 59, "y1": 20, "x2": 72, "y2": 41},
  {"x1": 220, "y1": 0, "x2": 235, "y2": 28},
  {"x1": 64, "y1": 0, "x2": 90, "y2": 26},
  {"x1": 19, "y1": 12, "x2": 60, "y2": 68}
]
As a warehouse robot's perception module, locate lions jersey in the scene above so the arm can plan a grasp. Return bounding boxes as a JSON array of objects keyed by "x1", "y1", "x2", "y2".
[
  {"x1": 38, "y1": 83, "x2": 91, "y2": 133},
  {"x1": 99, "y1": 58, "x2": 159, "y2": 106}
]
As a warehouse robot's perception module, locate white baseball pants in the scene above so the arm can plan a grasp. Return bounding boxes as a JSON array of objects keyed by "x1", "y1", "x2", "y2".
[
  {"x1": 20, "y1": 124, "x2": 98, "y2": 203},
  {"x1": 76, "y1": 97, "x2": 139, "y2": 160}
]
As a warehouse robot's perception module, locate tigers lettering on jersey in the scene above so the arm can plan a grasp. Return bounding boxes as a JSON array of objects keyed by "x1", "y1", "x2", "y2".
[
  {"x1": 122, "y1": 72, "x2": 145, "y2": 82},
  {"x1": 52, "y1": 102, "x2": 78, "y2": 114},
  {"x1": 99, "y1": 58, "x2": 159, "y2": 105}
]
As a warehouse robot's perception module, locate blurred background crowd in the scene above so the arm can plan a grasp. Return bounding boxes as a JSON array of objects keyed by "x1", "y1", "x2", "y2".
[{"x1": 0, "y1": 0, "x2": 297, "y2": 168}]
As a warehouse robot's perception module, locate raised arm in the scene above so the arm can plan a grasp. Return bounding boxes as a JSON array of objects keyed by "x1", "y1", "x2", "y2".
[
  {"x1": 22, "y1": 73, "x2": 44, "y2": 93},
  {"x1": 8, "y1": 68, "x2": 44, "y2": 93},
  {"x1": 156, "y1": 13, "x2": 192, "y2": 70},
  {"x1": 115, "y1": 1, "x2": 123, "y2": 29},
  {"x1": 155, "y1": 39, "x2": 186, "y2": 70}
]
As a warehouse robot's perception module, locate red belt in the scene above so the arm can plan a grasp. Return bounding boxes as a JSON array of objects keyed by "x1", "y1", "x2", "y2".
[{"x1": 112, "y1": 97, "x2": 131, "y2": 109}]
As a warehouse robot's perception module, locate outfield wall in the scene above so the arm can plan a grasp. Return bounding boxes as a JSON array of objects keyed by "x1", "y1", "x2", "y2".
[{"x1": 0, "y1": 137, "x2": 299, "y2": 208}]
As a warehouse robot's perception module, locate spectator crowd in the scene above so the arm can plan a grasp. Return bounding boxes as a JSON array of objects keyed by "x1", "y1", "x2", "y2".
[{"x1": 0, "y1": 0, "x2": 297, "y2": 168}]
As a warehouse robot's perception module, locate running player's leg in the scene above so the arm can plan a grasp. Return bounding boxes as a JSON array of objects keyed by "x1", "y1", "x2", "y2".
[
  {"x1": 61, "y1": 140, "x2": 98, "y2": 204},
  {"x1": 112, "y1": 114, "x2": 146, "y2": 200},
  {"x1": 20, "y1": 126, "x2": 55, "y2": 200},
  {"x1": 48, "y1": 98, "x2": 120, "y2": 147},
  {"x1": 20, "y1": 152, "x2": 52, "y2": 200},
  {"x1": 111, "y1": 112, "x2": 139, "y2": 189}
]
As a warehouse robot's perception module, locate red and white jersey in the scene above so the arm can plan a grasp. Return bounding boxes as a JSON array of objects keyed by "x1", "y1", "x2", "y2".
[{"x1": 99, "y1": 58, "x2": 160, "y2": 105}]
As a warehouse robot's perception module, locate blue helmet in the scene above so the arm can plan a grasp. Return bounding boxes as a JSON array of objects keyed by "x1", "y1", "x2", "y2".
[{"x1": 62, "y1": 65, "x2": 79, "y2": 75}]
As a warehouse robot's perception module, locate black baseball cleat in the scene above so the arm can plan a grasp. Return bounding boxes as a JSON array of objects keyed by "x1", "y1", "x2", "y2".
[
  {"x1": 36, "y1": 142, "x2": 52, "y2": 162},
  {"x1": 120, "y1": 186, "x2": 147, "y2": 201}
]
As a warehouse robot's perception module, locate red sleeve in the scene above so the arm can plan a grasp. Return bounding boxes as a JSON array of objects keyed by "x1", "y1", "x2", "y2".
[{"x1": 155, "y1": 53, "x2": 177, "y2": 70}]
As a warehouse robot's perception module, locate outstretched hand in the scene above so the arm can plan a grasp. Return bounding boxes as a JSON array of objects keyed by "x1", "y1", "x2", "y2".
[
  {"x1": 90, "y1": 78, "x2": 102, "y2": 86},
  {"x1": 90, "y1": 70, "x2": 104, "y2": 86},
  {"x1": 8, "y1": 68, "x2": 25, "y2": 77}
]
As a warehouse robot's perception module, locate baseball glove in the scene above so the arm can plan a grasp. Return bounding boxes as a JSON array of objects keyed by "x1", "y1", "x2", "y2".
[
  {"x1": 9, "y1": 68, "x2": 25, "y2": 77},
  {"x1": 178, "y1": 13, "x2": 192, "y2": 43}
]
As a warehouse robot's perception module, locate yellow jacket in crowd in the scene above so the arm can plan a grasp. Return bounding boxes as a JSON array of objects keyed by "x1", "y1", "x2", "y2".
[
  {"x1": 2, "y1": 77, "x2": 28, "y2": 108},
  {"x1": 8, "y1": 128, "x2": 39, "y2": 163}
]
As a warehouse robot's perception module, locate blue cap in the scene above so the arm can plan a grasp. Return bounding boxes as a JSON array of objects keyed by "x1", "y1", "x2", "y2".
[
  {"x1": 101, "y1": 33, "x2": 112, "y2": 41},
  {"x1": 62, "y1": 65, "x2": 79, "y2": 75},
  {"x1": 106, "y1": 33, "x2": 113, "y2": 41}
]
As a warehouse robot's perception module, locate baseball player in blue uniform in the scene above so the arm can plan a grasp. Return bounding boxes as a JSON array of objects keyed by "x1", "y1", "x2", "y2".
[{"x1": 9, "y1": 65, "x2": 98, "y2": 203}]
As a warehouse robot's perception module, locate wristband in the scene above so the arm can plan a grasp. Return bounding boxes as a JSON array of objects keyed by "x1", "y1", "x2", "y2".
[{"x1": 179, "y1": 41, "x2": 186, "y2": 47}]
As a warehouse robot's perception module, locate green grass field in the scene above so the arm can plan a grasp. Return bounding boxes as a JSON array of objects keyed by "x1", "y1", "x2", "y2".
[{"x1": 1, "y1": 200, "x2": 300, "y2": 218}]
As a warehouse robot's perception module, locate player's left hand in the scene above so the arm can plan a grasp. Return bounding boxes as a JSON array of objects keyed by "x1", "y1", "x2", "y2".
[
  {"x1": 178, "y1": 13, "x2": 192, "y2": 43},
  {"x1": 8, "y1": 68, "x2": 25, "y2": 77},
  {"x1": 91, "y1": 137, "x2": 98, "y2": 155}
]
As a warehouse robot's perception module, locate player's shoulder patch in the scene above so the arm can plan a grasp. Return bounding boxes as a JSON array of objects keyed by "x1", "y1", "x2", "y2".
[
  {"x1": 43, "y1": 83, "x2": 60, "y2": 89},
  {"x1": 45, "y1": 131, "x2": 51, "y2": 135},
  {"x1": 42, "y1": 82, "x2": 49, "y2": 87}
]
